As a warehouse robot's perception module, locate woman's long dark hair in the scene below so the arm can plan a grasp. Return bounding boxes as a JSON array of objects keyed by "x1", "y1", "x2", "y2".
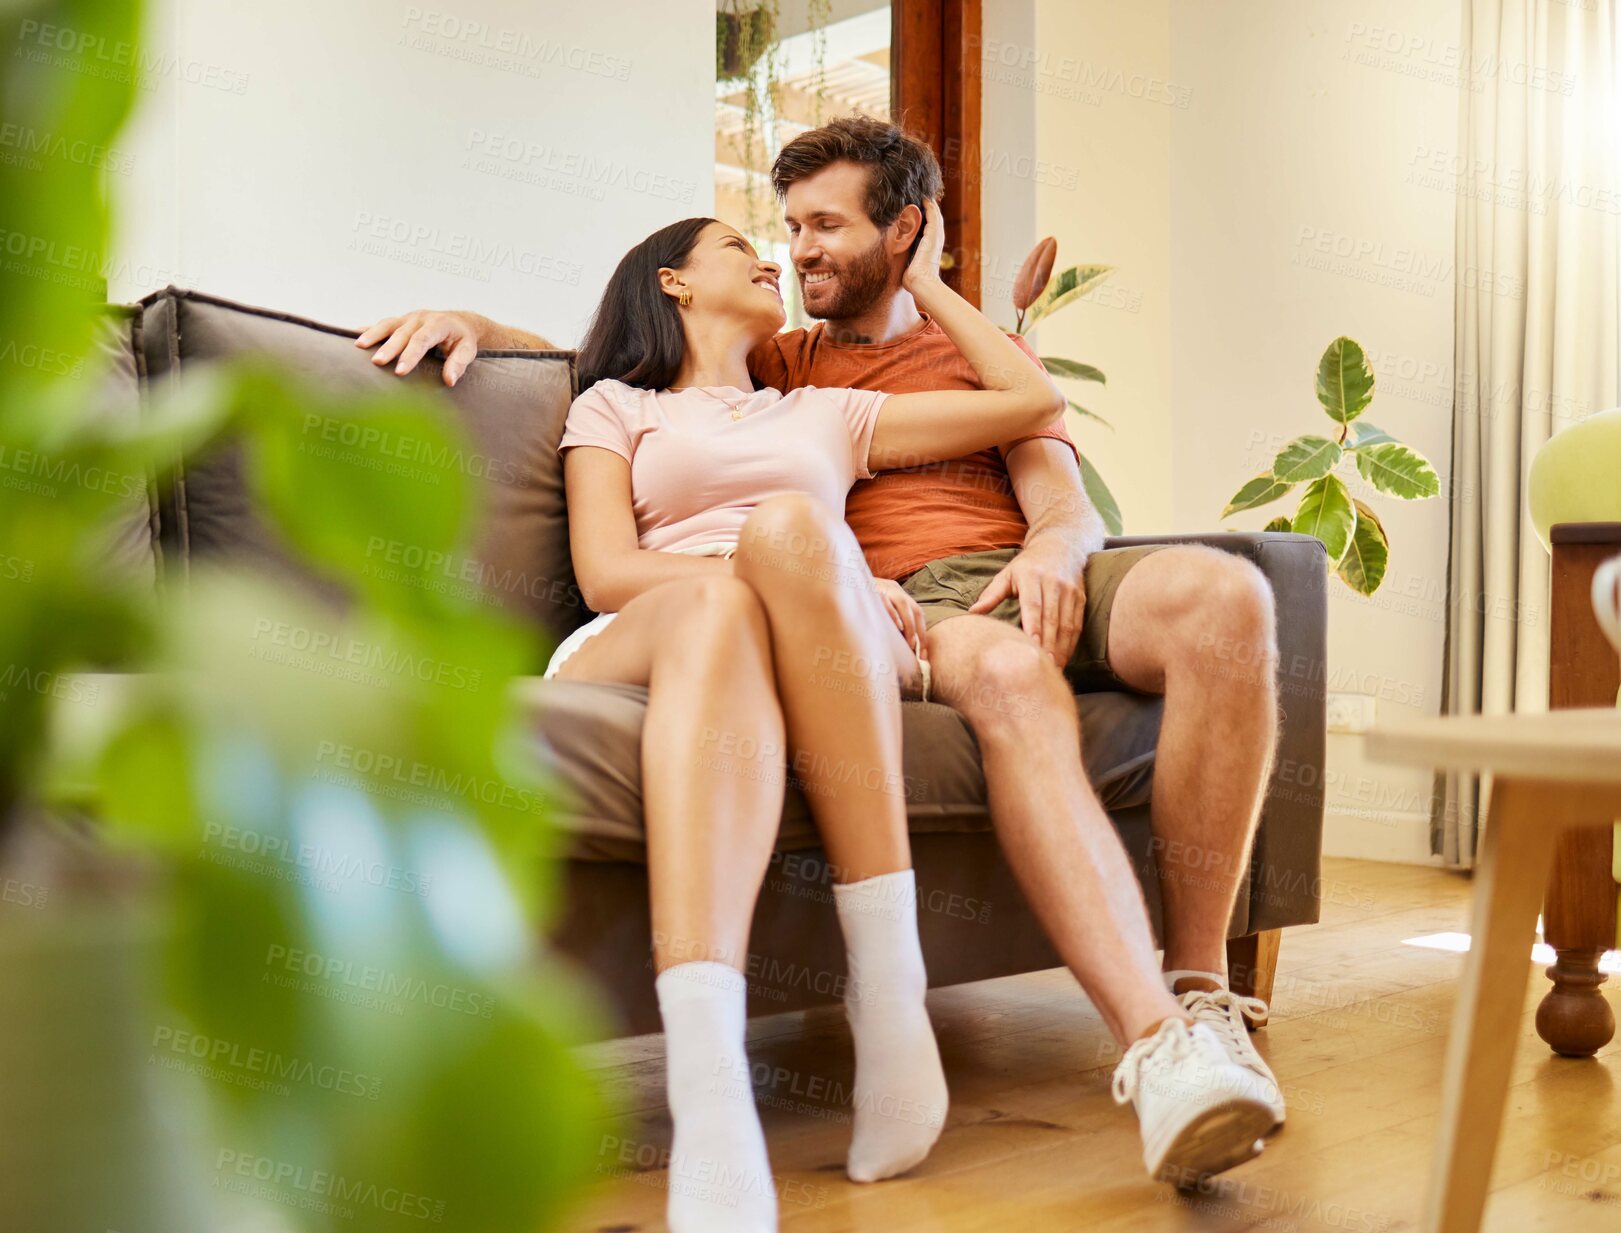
[{"x1": 576, "y1": 217, "x2": 717, "y2": 391}]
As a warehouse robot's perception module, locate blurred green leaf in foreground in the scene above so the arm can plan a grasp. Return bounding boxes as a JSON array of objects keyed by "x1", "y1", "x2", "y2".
[{"x1": 0, "y1": 3, "x2": 608, "y2": 1231}]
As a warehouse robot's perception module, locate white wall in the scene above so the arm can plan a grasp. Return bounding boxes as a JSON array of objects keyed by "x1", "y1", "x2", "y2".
[
  {"x1": 1019, "y1": 2, "x2": 1176, "y2": 534},
  {"x1": 1169, "y1": 1, "x2": 1458, "y2": 863},
  {"x1": 1013, "y1": 0, "x2": 1461, "y2": 862},
  {"x1": 978, "y1": 0, "x2": 1036, "y2": 336},
  {"x1": 110, "y1": 0, "x2": 716, "y2": 343}
]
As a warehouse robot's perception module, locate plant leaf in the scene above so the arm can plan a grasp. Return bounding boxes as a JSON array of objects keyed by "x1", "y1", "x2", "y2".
[
  {"x1": 1077, "y1": 453, "x2": 1123, "y2": 535},
  {"x1": 1262, "y1": 516, "x2": 1295, "y2": 533},
  {"x1": 246, "y1": 382, "x2": 472, "y2": 598},
  {"x1": 1012, "y1": 236, "x2": 1058, "y2": 311},
  {"x1": 1023, "y1": 264, "x2": 1114, "y2": 329},
  {"x1": 1353, "y1": 442, "x2": 1440, "y2": 499},
  {"x1": 1042, "y1": 357, "x2": 1106, "y2": 384},
  {"x1": 1292, "y1": 474, "x2": 1356, "y2": 561},
  {"x1": 1336, "y1": 499, "x2": 1390, "y2": 594},
  {"x1": 1223, "y1": 472, "x2": 1296, "y2": 518},
  {"x1": 1316, "y1": 337, "x2": 1375, "y2": 425},
  {"x1": 1067, "y1": 400, "x2": 1113, "y2": 430},
  {"x1": 1271, "y1": 434, "x2": 1344, "y2": 483},
  {"x1": 1348, "y1": 421, "x2": 1397, "y2": 448}
]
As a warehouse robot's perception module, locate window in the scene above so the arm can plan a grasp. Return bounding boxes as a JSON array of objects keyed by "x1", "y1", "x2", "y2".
[{"x1": 715, "y1": 4, "x2": 892, "y2": 328}]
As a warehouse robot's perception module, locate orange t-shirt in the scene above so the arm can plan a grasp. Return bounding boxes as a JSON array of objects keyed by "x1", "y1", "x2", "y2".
[{"x1": 748, "y1": 316, "x2": 1078, "y2": 581}]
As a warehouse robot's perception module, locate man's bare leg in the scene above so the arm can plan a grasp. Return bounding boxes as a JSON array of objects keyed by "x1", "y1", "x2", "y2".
[
  {"x1": 924, "y1": 553, "x2": 1286, "y2": 1165},
  {"x1": 924, "y1": 614, "x2": 1185, "y2": 1046},
  {"x1": 1103, "y1": 547, "x2": 1278, "y2": 983}
]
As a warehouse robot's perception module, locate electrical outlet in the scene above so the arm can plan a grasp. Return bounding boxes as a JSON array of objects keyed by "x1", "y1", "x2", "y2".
[{"x1": 1326, "y1": 691, "x2": 1377, "y2": 734}]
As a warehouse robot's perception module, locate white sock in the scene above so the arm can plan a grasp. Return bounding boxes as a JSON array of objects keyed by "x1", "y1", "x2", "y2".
[
  {"x1": 1164, "y1": 969, "x2": 1228, "y2": 995},
  {"x1": 655, "y1": 962, "x2": 777, "y2": 1233},
  {"x1": 833, "y1": 869, "x2": 949, "y2": 1182}
]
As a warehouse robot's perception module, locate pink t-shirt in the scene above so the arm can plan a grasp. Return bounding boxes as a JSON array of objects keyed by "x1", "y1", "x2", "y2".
[{"x1": 557, "y1": 379, "x2": 889, "y2": 554}]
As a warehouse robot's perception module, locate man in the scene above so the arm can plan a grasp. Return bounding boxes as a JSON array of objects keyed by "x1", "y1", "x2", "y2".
[{"x1": 357, "y1": 117, "x2": 1285, "y2": 1181}]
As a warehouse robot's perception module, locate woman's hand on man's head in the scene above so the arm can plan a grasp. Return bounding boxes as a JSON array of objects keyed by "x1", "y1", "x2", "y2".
[{"x1": 901, "y1": 198, "x2": 947, "y2": 293}]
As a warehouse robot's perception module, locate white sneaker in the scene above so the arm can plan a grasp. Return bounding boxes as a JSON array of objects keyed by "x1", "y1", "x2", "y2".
[
  {"x1": 1175, "y1": 987, "x2": 1286, "y2": 1133},
  {"x1": 1111, "y1": 1019, "x2": 1276, "y2": 1186}
]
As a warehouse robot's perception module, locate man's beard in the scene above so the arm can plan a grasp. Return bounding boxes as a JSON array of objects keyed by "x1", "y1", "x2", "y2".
[{"x1": 800, "y1": 235, "x2": 893, "y2": 323}]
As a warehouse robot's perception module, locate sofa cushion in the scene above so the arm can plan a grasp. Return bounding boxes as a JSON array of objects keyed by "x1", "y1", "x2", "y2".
[
  {"x1": 519, "y1": 678, "x2": 1162, "y2": 861},
  {"x1": 136, "y1": 287, "x2": 588, "y2": 642}
]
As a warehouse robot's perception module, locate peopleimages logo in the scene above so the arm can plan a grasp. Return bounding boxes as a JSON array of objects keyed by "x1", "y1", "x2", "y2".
[
  {"x1": 250, "y1": 618, "x2": 483, "y2": 691},
  {"x1": 350, "y1": 212, "x2": 583, "y2": 286},
  {"x1": 200, "y1": 819, "x2": 433, "y2": 896},
  {"x1": 1291, "y1": 225, "x2": 1524, "y2": 301},
  {"x1": 313, "y1": 740, "x2": 548, "y2": 817},
  {"x1": 299, "y1": 412, "x2": 523, "y2": 486},
  {"x1": 149, "y1": 1025, "x2": 383, "y2": 1099},
  {"x1": 0, "y1": 225, "x2": 195, "y2": 293},
  {"x1": 463, "y1": 130, "x2": 697, "y2": 204},
  {"x1": 215, "y1": 1150, "x2": 446, "y2": 1222},
  {"x1": 14, "y1": 18, "x2": 251, "y2": 94},
  {"x1": 399, "y1": 8, "x2": 632, "y2": 82},
  {"x1": 263, "y1": 943, "x2": 496, "y2": 1019},
  {"x1": 967, "y1": 35, "x2": 1193, "y2": 108},
  {"x1": 1343, "y1": 21, "x2": 1576, "y2": 96},
  {"x1": 0, "y1": 121, "x2": 135, "y2": 175}
]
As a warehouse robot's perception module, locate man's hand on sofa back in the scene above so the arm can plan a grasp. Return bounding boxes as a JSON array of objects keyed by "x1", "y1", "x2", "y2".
[{"x1": 355, "y1": 309, "x2": 555, "y2": 386}]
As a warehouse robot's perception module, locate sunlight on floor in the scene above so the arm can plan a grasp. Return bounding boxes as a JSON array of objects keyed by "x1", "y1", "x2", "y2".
[{"x1": 1402, "y1": 930, "x2": 1621, "y2": 974}]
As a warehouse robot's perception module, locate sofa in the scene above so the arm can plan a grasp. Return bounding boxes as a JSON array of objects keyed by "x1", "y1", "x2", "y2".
[{"x1": 101, "y1": 287, "x2": 1327, "y2": 1036}]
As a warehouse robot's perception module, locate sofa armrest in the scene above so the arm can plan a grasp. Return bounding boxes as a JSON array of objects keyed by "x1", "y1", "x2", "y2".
[{"x1": 1103, "y1": 531, "x2": 1327, "y2": 933}]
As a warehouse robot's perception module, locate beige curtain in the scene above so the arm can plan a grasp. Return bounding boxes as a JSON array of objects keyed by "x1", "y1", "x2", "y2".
[{"x1": 1436, "y1": 0, "x2": 1621, "y2": 866}]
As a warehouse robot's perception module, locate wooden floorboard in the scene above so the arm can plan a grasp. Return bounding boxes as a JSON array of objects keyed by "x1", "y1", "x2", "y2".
[{"x1": 562, "y1": 857, "x2": 1621, "y2": 1232}]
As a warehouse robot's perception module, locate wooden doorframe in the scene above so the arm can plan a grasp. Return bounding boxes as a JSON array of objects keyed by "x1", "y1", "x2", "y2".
[{"x1": 892, "y1": 0, "x2": 983, "y2": 306}]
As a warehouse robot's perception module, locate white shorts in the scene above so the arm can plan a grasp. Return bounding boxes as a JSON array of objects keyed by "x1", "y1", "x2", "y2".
[
  {"x1": 541, "y1": 539, "x2": 931, "y2": 699},
  {"x1": 543, "y1": 541, "x2": 737, "y2": 679}
]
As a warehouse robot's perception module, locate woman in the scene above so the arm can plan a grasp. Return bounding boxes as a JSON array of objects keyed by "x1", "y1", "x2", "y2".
[{"x1": 552, "y1": 201, "x2": 1063, "y2": 1233}]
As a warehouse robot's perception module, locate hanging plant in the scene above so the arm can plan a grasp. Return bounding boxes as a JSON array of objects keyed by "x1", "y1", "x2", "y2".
[
  {"x1": 716, "y1": 3, "x2": 776, "y2": 80},
  {"x1": 716, "y1": 1, "x2": 782, "y2": 244},
  {"x1": 807, "y1": 0, "x2": 831, "y2": 125}
]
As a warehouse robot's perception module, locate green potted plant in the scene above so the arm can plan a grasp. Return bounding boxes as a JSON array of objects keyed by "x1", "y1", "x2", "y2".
[
  {"x1": 715, "y1": 1, "x2": 777, "y2": 80},
  {"x1": 1221, "y1": 337, "x2": 1440, "y2": 594},
  {"x1": 1008, "y1": 237, "x2": 1124, "y2": 533}
]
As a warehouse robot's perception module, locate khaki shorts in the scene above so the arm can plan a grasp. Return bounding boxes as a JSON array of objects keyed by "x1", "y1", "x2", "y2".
[{"x1": 898, "y1": 544, "x2": 1168, "y2": 693}]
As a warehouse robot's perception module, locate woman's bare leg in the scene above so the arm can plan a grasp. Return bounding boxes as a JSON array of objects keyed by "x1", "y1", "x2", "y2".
[
  {"x1": 732, "y1": 493, "x2": 917, "y2": 884},
  {"x1": 557, "y1": 574, "x2": 784, "y2": 971},
  {"x1": 732, "y1": 493, "x2": 946, "y2": 1183},
  {"x1": 556, "y1": 575, "x2": 782, "y2": 1232}
]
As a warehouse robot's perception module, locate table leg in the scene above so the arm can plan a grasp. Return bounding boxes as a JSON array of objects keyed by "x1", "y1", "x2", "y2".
[
  {"x1": 1424, "y1": 778, "x2": 1555, "y2": 1233},
  {"x1": 1537, "y1": 826, "x2": 1616, "y2": 1056}
]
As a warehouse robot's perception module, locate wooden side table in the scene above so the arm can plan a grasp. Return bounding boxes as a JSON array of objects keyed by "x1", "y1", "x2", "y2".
[
  {"x1": 1541, "y1": 523, "x2": 1621, "y2": 1055},
  {"x1": 1367, "y1": 708, "x2": 1621, "y2": 1233}
]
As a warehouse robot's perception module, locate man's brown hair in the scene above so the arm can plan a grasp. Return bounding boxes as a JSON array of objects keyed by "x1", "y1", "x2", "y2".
[{"x1": 770, "y1": 115, "x2": 943, "y2": 230}]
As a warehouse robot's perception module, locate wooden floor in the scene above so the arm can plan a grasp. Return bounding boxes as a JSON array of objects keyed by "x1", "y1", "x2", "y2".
[{"x1": 564, "y1": 858, "x2": 1621, "y2": 1232}]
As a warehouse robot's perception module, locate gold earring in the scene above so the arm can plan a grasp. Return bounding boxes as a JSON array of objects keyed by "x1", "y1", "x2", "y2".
[{"x1": 678, "y1": 288, "x2": 692, "y2": 308}]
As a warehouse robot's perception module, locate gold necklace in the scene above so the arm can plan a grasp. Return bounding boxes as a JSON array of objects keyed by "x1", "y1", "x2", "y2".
[{"x1": 676, "y1": 385, "x2": 751, "y2": 420}]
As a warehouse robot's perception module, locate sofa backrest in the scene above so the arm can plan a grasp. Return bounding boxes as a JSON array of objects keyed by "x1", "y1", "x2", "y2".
[{"x1": 133, "y1": 287, "x2": 588, "y2": 641}]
